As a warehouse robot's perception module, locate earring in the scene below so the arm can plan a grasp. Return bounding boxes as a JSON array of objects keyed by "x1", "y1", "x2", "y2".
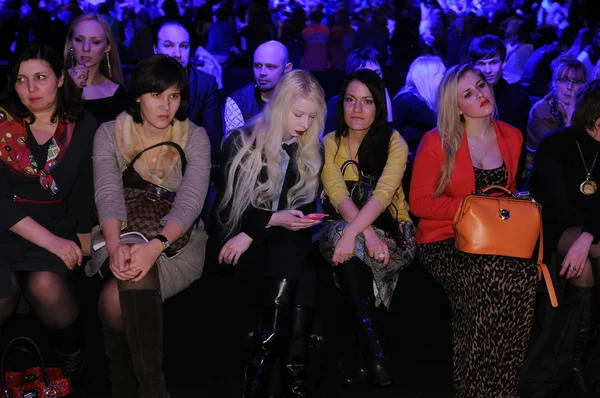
[
  {"x1": 104, "y1": 52, "x2": 112, "y2": 80},
  {"x1": 70, "y1": 47, "x2": 75, "y2": 68}
]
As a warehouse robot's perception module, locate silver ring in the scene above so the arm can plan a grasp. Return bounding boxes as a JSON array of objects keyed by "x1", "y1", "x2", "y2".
[{"x1": 378, "y1": 253, "x2": 385, "y2": 259}]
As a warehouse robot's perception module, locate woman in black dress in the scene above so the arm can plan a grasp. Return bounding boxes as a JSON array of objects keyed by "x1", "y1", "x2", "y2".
[
  {"x1": 64, "y1": 14, "x2": 128, "y2": 125},
  {"x1": 529, "y1": 80, "x2": 600, "y2": 394},
  {"x1": 214, "y1": 69, "x2": 325, "y2": 397},
  {"x1": 0, "y1": 43, "x2": 97, "y2": 382}
]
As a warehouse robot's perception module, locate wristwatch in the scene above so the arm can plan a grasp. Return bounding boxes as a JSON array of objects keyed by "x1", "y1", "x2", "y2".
[{"x1": 154, "y1": 234, "x2": 170, "y2": 252}]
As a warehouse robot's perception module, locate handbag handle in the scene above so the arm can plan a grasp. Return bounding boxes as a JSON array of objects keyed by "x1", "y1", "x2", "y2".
[
  {"x1": 126, "y1": 142, "x2": 188, "y2": 175},
  {"x1": 1, "y1": 337, "x2": 57, "y2": 397},
  {"x1": 340, "y1": 160, "x2": 362, "y2": 182},
  {"x1": 340, "y1": 160, "x2": 379, "y2": 186},
  {"x1": 480, "y1": 185, "x2": 513, "y2": 196}
]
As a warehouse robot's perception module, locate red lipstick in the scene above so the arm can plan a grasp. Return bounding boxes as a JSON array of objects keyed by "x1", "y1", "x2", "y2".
[{"x1": 480, "y1": 99, "x2": 490, "y2": 108}]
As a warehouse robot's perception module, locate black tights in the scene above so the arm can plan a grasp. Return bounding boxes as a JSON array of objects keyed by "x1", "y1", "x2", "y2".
[
  {"x1": 0, "y1": 271, "x2": 78, "y2": 329},
  {"x1": 98, "y1": 265, "x2": 160, "y2": 331}
]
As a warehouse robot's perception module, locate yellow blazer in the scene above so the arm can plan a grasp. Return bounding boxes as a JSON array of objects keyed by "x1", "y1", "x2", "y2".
[{"x1": 321, "y1": 131, "x2": 411, "y2": 222}]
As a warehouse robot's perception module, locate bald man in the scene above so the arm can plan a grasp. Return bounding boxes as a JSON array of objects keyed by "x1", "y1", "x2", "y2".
[{"x1": 223, "y1": 41, "x2": 292, "y2": 137}]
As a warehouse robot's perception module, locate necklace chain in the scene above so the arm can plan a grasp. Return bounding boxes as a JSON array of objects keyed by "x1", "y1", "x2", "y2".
[
  {"x1": 467, "y1": 123, "x2": 494, "y2": 167},
  {"x1": 576, "y1": 140, "x2": 598, "y2": 178},
  {"x1": 139, "y1": 131, "x2": 168, "y2": 174}
]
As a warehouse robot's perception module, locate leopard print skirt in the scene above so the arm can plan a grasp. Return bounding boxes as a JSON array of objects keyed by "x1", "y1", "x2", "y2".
[{"x1": 419, "y1": 164, "x2": 537, "y2": 397}]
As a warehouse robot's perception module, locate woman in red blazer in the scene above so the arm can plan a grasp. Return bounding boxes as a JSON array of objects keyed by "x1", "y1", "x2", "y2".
[{"x1": 410, "y1": 64, "x2": 537, "y2": 397}]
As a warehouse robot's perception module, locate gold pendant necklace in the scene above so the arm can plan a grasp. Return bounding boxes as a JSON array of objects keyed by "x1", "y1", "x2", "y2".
[{"x1": 576, "y1": 140, "x2": 598, "y2": 195}]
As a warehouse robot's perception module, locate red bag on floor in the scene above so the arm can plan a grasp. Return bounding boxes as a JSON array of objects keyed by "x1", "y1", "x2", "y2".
[{"x1": 1, "y1": 337, "x2": 72, "y2": 398}]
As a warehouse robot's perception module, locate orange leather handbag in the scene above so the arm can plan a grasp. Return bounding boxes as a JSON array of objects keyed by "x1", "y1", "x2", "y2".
[{"x1": 453, "y1": 185, "x2": 558, "y2": 307}]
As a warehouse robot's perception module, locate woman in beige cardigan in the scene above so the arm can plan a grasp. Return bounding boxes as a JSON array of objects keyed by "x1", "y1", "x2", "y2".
[{"x1": 89, "y1": 55, "x2": 211, "y2": 398}]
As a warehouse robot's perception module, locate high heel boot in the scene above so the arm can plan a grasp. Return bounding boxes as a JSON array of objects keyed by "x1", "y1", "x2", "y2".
[
  {"x1": 243, "y1": 278, "x2": 297, "y2": 398},
  {"x1": 49, "y1": 318, "x2": 85, "y2": 396},
  {"x1": 103, "y1": 327, "x2": 138, "y2": 398},
  {"x1": 355, "y1": 296, "x2": 392, "y2": 387},
  {"x1": 279, "y1": 306, "x2": 313, "y2": 397},
  {"x1": 119, "y1": 289, "x2": 168, "y2": 398},
  {"x1": 337, "y1": 294, "x2": 367, "y2": 390},
  {"x1": 568, "y1": 285, "x2": 595, "y2": 397}
]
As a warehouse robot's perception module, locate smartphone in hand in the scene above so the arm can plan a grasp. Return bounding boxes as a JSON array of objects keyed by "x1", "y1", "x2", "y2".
[{"x1": 303, "y1": 213, "x2": 328, "y2": 220}]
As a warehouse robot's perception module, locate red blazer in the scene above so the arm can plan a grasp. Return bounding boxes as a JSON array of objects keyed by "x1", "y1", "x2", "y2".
[{"x1": 410, "y1": 120, "x2": 522, "y2": 244}]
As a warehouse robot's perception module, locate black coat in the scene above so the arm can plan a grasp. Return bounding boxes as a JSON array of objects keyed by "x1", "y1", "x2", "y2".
[
  {"x1": 187, "y1": 67, "x2": 222, "y2": 166},
  {"x1": 494, "y1": 77, "x2": 530, "y2": 138},
  {"x1": 211, "y1": 130, "x2": 316, "y2": 280}
]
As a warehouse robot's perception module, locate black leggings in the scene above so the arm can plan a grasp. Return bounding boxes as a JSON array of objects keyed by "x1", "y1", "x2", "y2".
[{"x1": 335, "y1": 258, "x2": 374, "y2": 307}]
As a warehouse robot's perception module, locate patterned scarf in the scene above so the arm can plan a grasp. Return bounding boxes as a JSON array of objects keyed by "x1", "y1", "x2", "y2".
[{"x1": 0, "y1": 107, "x2": 73, "y2": 195}]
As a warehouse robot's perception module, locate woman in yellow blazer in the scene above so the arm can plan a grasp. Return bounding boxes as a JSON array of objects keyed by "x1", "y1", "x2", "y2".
[{"x1": 320, "y1": 69, "x2": 416, "y2": 389}]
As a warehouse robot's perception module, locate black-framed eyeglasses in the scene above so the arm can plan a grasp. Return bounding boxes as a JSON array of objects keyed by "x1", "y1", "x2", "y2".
[{"x1": 557, "y1": 77, "x2": 586, "y2": 85}]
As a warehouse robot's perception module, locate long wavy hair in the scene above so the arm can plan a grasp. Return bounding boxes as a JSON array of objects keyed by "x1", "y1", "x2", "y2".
[
  {"x1": 218, "y1": 70, "x2": 325, "y2": 239},
  {"x1": 434, "y1": 64, "x2": 490, "y2": 196},
  {"x1": 335, "y1": 69, "x2": 392, "y2": 179},
  {"x1": 398, "y1": 55, "x2": 446, "y2": 112},
  {"x1": 64, "y1": 14, "x2": 124, "y2": 86}
]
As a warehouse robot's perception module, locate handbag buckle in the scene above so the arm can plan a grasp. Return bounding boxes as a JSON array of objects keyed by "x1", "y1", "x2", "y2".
[
  {"x1": 499, "y1": 209, "x2": 510, "y2": 220},
  {"x1": 145, "y1": 191, "x2": 161, "y2": 202}
]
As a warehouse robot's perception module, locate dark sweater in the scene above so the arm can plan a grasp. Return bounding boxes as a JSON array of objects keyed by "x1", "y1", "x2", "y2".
[{"x1": 528, "y1": 126, "x2": 600, "y2": 249}]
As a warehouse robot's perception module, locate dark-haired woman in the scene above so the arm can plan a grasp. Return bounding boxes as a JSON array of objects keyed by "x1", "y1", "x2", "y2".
[
  {"x1": 88, "y1": 54, "x2": 210, "y2": 398},
  {"x1": 529, "y1": 80, "x2": 600, "y2": 394},
  {"x1": 320, "y1": 69, "x2": 416, "y2": 387},
  {"x1": 0, "y1": 43, "x2": 97, "y2": 382}
]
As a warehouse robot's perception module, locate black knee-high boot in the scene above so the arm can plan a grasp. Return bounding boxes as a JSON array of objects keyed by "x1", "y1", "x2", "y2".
[
  {"x1": 119, "y1": 289, "x2": 168, "y2": 398},
  {"x1": 103, "y1": 327, "x2": 138, "y2": 398},
  {"x1": 243, "y1": 278, "x2": 296, "y2": 398},
  {"x1": 48, "y1": 317, "x2": 85, "y2": 394},
  {"x1": 337, "y1": 259, "x2": 391, "y2": 388},
  {"x1": 279, "y1": 306, "x2": 313, "y2": 398},
  {"x1": 355, "y1": 295, "x2": 392, "y2": 387},
  {"x1": 337, "y1": 291, "x2": 367, "y2": 389},
  {"x1": 568, "y1": 284, "x2": 595, "y2": 397}
]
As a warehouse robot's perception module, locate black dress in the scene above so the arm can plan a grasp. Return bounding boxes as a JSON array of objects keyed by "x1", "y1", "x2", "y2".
[
  {"x1": 84, "y1": 85, "x2": 128, "y2": 125},
  {"x1": 211, "y1": 130, "x2": 317, "y2": 306},
  {"x1": 418, "y1": 164, "x2": 537, "y2": 398},
  {"x1": 0, "y1": 113, "x2": 97, "y2": 298},
  {"x1": 529, "y1": 125, "x2": 600, "y2": 250}
]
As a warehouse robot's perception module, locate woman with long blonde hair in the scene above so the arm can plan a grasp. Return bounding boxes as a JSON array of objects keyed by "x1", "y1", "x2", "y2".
[
  {"x1": 64, "y1": 14, "x2": 127, "y2": 124},
  {"x1": 410, "y1": 64, "x2": 537, "y2": 397},
  {"x1": 213, "y1": 69, "x2": 325, "y2": 397}
]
